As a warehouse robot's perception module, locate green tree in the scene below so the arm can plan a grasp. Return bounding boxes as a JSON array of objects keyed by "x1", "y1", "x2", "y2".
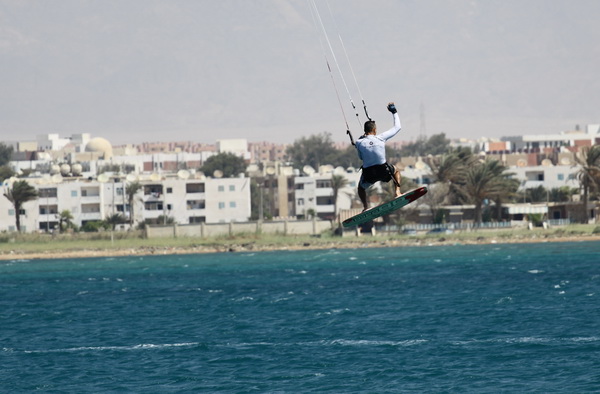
[
  {"x1": 125, "y1": 181, "x2": 142, "y2": 226},
  {"x1": 3, "y1": 180, "x2": 39, "y2": 232},
  {"x1": 548, "y1": 186, "x2": 575, "y2": 202},
  {"x1": 489, "y1": 176, "x2": 520, "y2": 221},
  {"x1": 58, "y1": 210, "x2": 75, "y2": 232},
  {"x1": 0, "y1": 165, "x2": 14, "y2": 183},
  {"x1": 104, "y1": 213, "x2": 127, "y2": 230},
  {"x1": 200, "y1": 152, "x2": 246, "y2": 178},
  {"x1": 458, "y1": 160, "x2": 514, "y2": 226},
  {"x1": 286, "y1": 133, "x2": 339, "y2": 170},
  {"x1": 574, "y1": 145, "x2": 600, "y2": 223},
  {"x1": 525, "y1": 185, "x2": 548, "y2": 203},
  {"x1": 329, "y1": 145, "x2": 362, "y2": 169},
  {"x1": 425, "y1": 133, "x2": 452, "y2": 156},
  {"x1": 426, "y1": 150, "x2": 475, "y2": 204},
  {"x1": 0, "y1": 143, "x2": 13, "y2": 166},
  {"x1": 0, "y1": 143, "x2": 14, "y2": 182},
  {"x1": 400, "y1": 133, "x2": 451, "y2": 157},
  {"x1": 81, "y1": 221, "x2": 108, "y2": 232}
]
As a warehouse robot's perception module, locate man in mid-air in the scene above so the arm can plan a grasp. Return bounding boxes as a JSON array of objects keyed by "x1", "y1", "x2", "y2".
[{"x1": 355, "y1": 102, "x2": 402, "y2": 211}]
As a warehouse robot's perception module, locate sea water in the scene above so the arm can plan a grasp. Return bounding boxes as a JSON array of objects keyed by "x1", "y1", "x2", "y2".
[{"x1": 1, "y1": 241, "x2": 599, "y2": 392}]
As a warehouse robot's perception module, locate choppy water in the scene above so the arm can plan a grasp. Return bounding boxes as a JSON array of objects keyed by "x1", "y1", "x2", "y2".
[{"x1": 1, "y1": 241, "x2": 599, "y2": 392}]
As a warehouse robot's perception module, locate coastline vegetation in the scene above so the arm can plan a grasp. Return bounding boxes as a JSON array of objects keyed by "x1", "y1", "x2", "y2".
[{"x1": 1, "y1": 224, "x2": 598, "y2": 260}]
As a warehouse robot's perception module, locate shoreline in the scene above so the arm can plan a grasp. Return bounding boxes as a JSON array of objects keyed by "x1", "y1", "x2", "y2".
[{"x1": 2, "y1": 233, "x2": 599, "y2": 261}]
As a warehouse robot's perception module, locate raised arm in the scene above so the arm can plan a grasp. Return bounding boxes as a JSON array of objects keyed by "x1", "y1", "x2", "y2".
[{"x1": 379, "y1": 102, "x2": 401, "y2": 141}]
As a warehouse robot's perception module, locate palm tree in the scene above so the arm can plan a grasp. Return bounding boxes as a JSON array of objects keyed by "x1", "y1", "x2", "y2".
[
  {"x1": 330, "y1": 175, "x2": 348, "y2": 220},
  {"x1": 574, "y1": 145, "x2": 600, "y2": 223},
  {"x1": 426, "y1": 151, "x2": 474, "y2": 204},
  {"x1": 458, "y1": 159, "x2": 514, "y2": 226},
  {"x1": 57, "y1": 210, "x2": 74, "y2": 232},
  {"x1": 104, "y1": 213, "x2": 127, "y2": 231},
  {"x1": 548, "y1": 186, "x2": 575, "y2": 203},
  {"x1": 125, "y1": 181, "x2": 142, "y2": 226},
  {"x1": 489, "y1": 176, "x2": 520, "y2": 221},
  {"x1": 3, "y1": 180, "x2": 39, "y2": 232},
  {"x1": 525, "y1": 185, "x2": 548, "y2": 203}
]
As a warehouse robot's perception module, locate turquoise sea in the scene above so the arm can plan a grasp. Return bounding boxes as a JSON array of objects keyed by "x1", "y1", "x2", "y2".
[{"x1": 1, "y1": 241, "x2": 600, "y2": 392}]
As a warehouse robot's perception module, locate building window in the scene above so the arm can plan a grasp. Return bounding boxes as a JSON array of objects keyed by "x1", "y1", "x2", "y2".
[
  {"x1": 71, "y1": 190, "x2": 78, "y2": 197},
  {"x1": 229, "y1": 185, "x2": 235, "y2": 192},
  {"x1": 298, "y1": 198, "x2": 304, "y2": 206},
  {"x1": 166, "y1": 187, "x2": 173, "y2": 194},
  {"x1": 218, "y1": 185, "x2": 225, "y2": 192},
  {"x1": 316, "y1": 180, "x2": 332, "y2": 188},
  {"x1": 40, "y1": 206, "x2": 58, "y2": 215},
  {"x1": 186, "y1": 200, "x2": 205, "y2": 210},
  {"x1": 143, "y1": 185, "x2": 163, "y2": 196},
  {"x1": 229, "y1": 201, "x2": 236, "y2": 208},
  {"x1": 144, "y1": 202, "x2": 163, "y2": 211},
  {"x1": 218, "y1": 202, "x2": 225, "y2": 209},
  {"x1": 557, "y1": 174, "x2": 564, "y2": 181},
  {"x1": 39, "y1": 188, "x2": 57, "y2": 198},
  {"x1": 295, "y1": 183, "x2": 304, "y2": 190},
  {"x1": 316, "y1": 196, "x2": 333, "y2": 205},
  {"x1": 116, "y1": 187, "x2": 124, "y2": 196},
  {"x1": 186, "y1": 183, "x2": 205, "y2": 193}
]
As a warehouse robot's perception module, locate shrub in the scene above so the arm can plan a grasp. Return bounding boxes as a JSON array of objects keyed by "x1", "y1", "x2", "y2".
[{"x1": 81, "y1": 221, "x2": 108, "y2": 233}]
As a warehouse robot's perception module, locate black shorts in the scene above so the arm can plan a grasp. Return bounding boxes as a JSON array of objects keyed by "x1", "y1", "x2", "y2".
[{"x1": 359, "y1": 163, "x2": 395, "y2": 189}]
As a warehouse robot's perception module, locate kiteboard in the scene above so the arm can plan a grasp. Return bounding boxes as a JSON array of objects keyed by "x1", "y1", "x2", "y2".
[{"x1": 342, "y1": 186, "x2": 428, "y2": 228}]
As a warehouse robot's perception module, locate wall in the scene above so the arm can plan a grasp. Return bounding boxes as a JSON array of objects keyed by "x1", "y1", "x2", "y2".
[{"x1": 145, "y1": 219, "x2": 332, "y2": 238}]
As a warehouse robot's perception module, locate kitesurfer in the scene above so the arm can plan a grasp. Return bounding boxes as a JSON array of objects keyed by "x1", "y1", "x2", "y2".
[{"x1": 355, "y1": 102, "x2": 402, "y2": 211}]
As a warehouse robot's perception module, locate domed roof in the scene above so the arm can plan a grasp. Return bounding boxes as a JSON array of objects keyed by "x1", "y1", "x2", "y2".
[{"x1": 85, "y1": 137, "x2": 113, "y2": 159}]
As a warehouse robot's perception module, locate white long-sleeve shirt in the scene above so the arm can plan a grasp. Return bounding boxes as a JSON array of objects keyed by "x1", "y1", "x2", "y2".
[{"x1": 355, "y1": 112, "x2": 401, "y2": 168}]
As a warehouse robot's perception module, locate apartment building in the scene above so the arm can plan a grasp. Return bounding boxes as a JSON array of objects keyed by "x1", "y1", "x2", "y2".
[
  {"x1": 294, "y1": 168, "x2": 361, "y2": 220},
  {"x1": 0, "y1": 175, "x2": 251, "y2": 233}
]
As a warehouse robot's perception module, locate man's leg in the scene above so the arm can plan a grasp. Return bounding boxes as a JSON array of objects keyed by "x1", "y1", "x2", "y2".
[
  {"x1": 358, "y1": 185, "x2": 368, "y2": 211},
  {"x1": 393, "y1": 168, "x2": 402, "y2": 197}
]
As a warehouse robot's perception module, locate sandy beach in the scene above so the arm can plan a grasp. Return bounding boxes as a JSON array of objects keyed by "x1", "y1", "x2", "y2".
[{"x1": 2, "y1": 229, "x2": 599, "y2": 261}]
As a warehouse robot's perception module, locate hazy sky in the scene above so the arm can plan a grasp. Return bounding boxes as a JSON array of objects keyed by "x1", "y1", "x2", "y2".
[{"x1": 1, "y1": 0, "x2": 599, "y2": 146}]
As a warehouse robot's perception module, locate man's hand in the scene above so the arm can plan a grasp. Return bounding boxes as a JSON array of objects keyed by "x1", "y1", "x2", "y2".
[{"x1": 387, "y1": 102, "x2": 397, "y2": 114}]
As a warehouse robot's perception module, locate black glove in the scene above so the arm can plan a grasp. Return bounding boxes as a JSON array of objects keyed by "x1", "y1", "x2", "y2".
[{"x1": 387, "y1": 103, "x2": 397, "y2": 114}]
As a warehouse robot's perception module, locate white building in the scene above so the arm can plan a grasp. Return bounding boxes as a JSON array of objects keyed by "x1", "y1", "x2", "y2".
[
  {"x1": 0, "y1": 175, "x2": 251, "y2": 233},
  {"x1": 216, "y1": 139, "x2": 251, "y2": 161},
  {"x1": 501, "y1": 124, "x2": 600, "y2": 152},
  {"x1": 509, "y1": 164, "x2": 580, "y2": 191},
  {"x1": 294, "y1": 167, "x2": 360, "y2": 220}
]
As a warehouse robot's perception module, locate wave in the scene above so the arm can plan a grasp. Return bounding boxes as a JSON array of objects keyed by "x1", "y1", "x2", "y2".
[
  {"x1": 324, "y1": 339, "x2": 428, "y2": 347},
  {"x1": 11, "y1": 335, "x2": 597, "y2": 356},
  {"x1": 451, "y1": 336, "x2": 600, "y2": 346},
  {"x1": 16, "y1": 342, "x2": 202, "y2": 354}
]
